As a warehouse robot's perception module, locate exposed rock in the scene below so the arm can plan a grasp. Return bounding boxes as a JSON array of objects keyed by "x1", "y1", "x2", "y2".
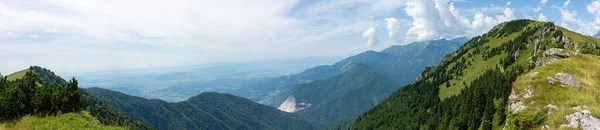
[
  {"x1": 277, "y1": 95, "x2": 313, "y2": 113},
  {"x1": 509, "y1": 89, "x2": 528, "y2": 113},
  {"x1": 547, "y1": 73, "x2": 582, "y2": 88},
  {"x1": 555, "y1": 73, "x2": 582, "y2": 88},
  {"x1": 543, "y1": 48, "x2": 571, "y2": 58},
  {"x1": 278, "y1": 95, "x2": 297, "y2": 113},
  {"x1": 544, "y1": 104, "x2": 558, "y2": 114},
  {"x1": 524, "y1": 87, "x2": 533, "y2": 98},
  {"x1": 560, "y1": 108, "x2": 600, "y2": 130},
  {"x1": 509, "y1": 101, "x2": 526, "y2": 113},
  {"x1": 547, "y1": 76, "x2": 558, "y2": 84}
]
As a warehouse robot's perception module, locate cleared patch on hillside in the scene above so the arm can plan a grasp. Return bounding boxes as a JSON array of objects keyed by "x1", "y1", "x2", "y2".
[{"x1": 6, "y1": 69, "x2": 29, "y2": 81}]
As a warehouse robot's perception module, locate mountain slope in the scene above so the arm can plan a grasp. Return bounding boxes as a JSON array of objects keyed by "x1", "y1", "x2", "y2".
[
  {"x1": 352, "y1": 20, "x2": 600, "y2": 129},
  {"x1": 277, "y1": 64, "x2": 397, "y2": 126},
  {"x1": 250, "y1": 38, "x2": 466, "y2": 106},
  {"x1": 0, "y1": 66, "x2": 154, "y2": 130},
  {"x1": 86, "y1": 87, "x2": 324, "y2": 130}
]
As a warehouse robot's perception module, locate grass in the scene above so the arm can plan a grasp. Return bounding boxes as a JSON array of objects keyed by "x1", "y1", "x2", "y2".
[
  {"x1": 509, "y1": 54, "x2": 600, "y2": 129},
  {"x1": 6, "y1": 69, "x2": 30, "y2": 81},
  {"x1": 438, "y1": 24, "x2": 527, "y2": 99},
  {"x1": 0, "y1": 111, "x2": 125, "y2": 130}
]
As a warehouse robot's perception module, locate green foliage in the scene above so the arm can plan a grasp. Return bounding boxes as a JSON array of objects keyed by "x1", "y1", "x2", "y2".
[
  {"x1": 289, "y1": 64, "x2": 398, "y2": 126},
  {"x1": 505, "y1": 112, "x2": 546, "y2": 130},
  {"x1": 0, "y1": 66, "x2": 154, "y2": 130},
  {"x1": 86, "y1": 87, "x2": 324, "y2": 130},
  {"x1": 81, "y1": 91, "x2": 155, "y2": 130},
  {"x1": 352, "y1": 19, "x2": 600, "y2": 130},
  {"x1": 0, "y1": 71, "x2": 81, "y2": 122},
  {"x1": 326, "y1": 117, "x2": 356, "y2": 130}
]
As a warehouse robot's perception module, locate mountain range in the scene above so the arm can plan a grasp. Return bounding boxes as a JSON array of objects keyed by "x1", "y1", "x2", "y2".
[
  {"x1": 353, "y1": 20, "x2": 600, "y2": 130},
  {"x1": 4, "y1": 19, "x2": 600, "y2": 130},
  {"x1": 247, "y1": 37, "x2": 468, "y2": 107}
]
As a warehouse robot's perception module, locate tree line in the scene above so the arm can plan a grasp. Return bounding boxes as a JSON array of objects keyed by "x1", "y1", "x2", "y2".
[{"x1": 0, "y1": 70, "x2": 81, "y2": 122}]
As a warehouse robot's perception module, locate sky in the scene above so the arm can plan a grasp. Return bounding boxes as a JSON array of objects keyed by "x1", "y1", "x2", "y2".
[{"x1": 1, "y1": 0, "x2": 600, "y2": 74}]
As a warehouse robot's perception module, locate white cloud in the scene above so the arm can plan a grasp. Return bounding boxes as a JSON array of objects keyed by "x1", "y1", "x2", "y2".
[
  {"x1": 506, "y1": 1, "x2": 511, "y2": 6},
  {"x1": 538, "y1": 13, "x2": 548, "y2": 21},
  {"x1": 362, "y1": 27, "x2": 378, "y2": 47},
  {"x1": 588, "y1": 0, "x2": 600, "y2": 16},
  {"x1": 404, "y1": 0, "x2": 515, "y2": 41},
  {"x1": 496, "y1": 8, "x2": 516, "y2": 23},
  {"x1": 541, "y1": 0, "x2": 548, "y2": 5},
  {"x1": 563, "y1": 0, "x2": 571, "y2": 8},
  {"x1": 0, "y1": 0, "x2": 407, "y2": 73},
  {"x1": 385, "y1": 17, "x2": 401, "y2": 43},
  {"x1": 558, "y1": 3, "x2": 600, "y2": 35}
]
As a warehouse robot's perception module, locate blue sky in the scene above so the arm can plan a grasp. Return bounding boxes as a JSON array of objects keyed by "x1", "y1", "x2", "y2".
[{"x1": 0, "y1": 0, "x2": 599, "y2": 74}]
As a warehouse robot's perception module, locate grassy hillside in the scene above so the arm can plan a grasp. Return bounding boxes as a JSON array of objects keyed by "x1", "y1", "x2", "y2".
[
  {"x1": 352, "y1": 19, "x2": 600, "y2": 129},
  {"x1": 6, "y1": 69, "x2": 29, "y2": 81},
  {"x1": 1, "y1": 112, "x2": 124, "y2": 130},
  {"x1": 86, "y1": 87, "x2": 323, "y2": 130},
  {"x1": 507, "y1": 54, "x2": 600, "y2": 129}
]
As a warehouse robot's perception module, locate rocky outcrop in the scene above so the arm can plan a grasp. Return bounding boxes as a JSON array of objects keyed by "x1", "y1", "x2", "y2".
[
  {"x1": 543, "y1": 48, "x2": 571, "y2": 58},
  {"x1": 508, "y1": 88, "x2": 530, "y2": 113},
  {"x1": 547, "y1": 73, "x2": 582, "y2": 88},
  {"x1": 560, "y1": 107, "x2": 600, "y2": 130},
  {"x1": 535, "y1": 48, "x2": 572, "y2": 66}
]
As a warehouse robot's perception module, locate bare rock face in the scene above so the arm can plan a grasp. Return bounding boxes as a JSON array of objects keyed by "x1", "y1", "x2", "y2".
[
  {"x1": 560, "y1": 107, "x2": 600, "y2": 130},
  {"x1": 277, "y1": 95, "x2": 311, "y2": 113},
  {"x1": 543, "y1": 48, "x2": 571, "y2": 58},
  {"x1": 547, "y1": 73, "x2": 582, "y2": 88},
  {"x1": 278, "y1": 95, "x2": 297, "y2": 113},
  {"x1": 535, "y1": 48, "x2": 572, "y2": 66}
]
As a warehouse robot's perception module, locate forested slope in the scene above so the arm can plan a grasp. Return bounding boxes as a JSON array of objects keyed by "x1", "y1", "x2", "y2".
[
  {"x1": 352, "y1": 19, "x2": 600, "y2": 129},
  {"x1": 86, "y1": 87, "x2": 324, "y2": 130}
]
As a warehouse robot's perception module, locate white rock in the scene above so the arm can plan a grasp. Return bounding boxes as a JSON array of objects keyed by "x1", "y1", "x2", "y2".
[{"x1": 561, "y1": 108, "x2": 600, "y2": 130}]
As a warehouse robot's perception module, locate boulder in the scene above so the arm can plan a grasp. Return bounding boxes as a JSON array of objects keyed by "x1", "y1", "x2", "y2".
[
  {"x1": 560, "y1": 107, "x2": 600, "y2": 130},
  {"x1": 547, "y1": 73, "x2": 582, "y2": 88}
]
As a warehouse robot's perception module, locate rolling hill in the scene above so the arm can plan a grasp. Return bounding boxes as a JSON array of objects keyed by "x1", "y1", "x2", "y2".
[
  {"x1": 0, "y1": 66, "x2": 154, "y2": 130},
  {"x1": 352, "y1": 19, "x2": 600, "y2": 130},
  {"x1": 85, "y1": 87, "x2": 324, "y2": 130}
]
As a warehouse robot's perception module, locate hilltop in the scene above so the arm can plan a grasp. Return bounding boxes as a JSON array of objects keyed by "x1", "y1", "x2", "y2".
[
  {"x1": 352, "y1": 19, "x2": 600, "y2": 129},
  {"x1": 0, "y1": 66, "x2": 153, "y2": 130}
]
